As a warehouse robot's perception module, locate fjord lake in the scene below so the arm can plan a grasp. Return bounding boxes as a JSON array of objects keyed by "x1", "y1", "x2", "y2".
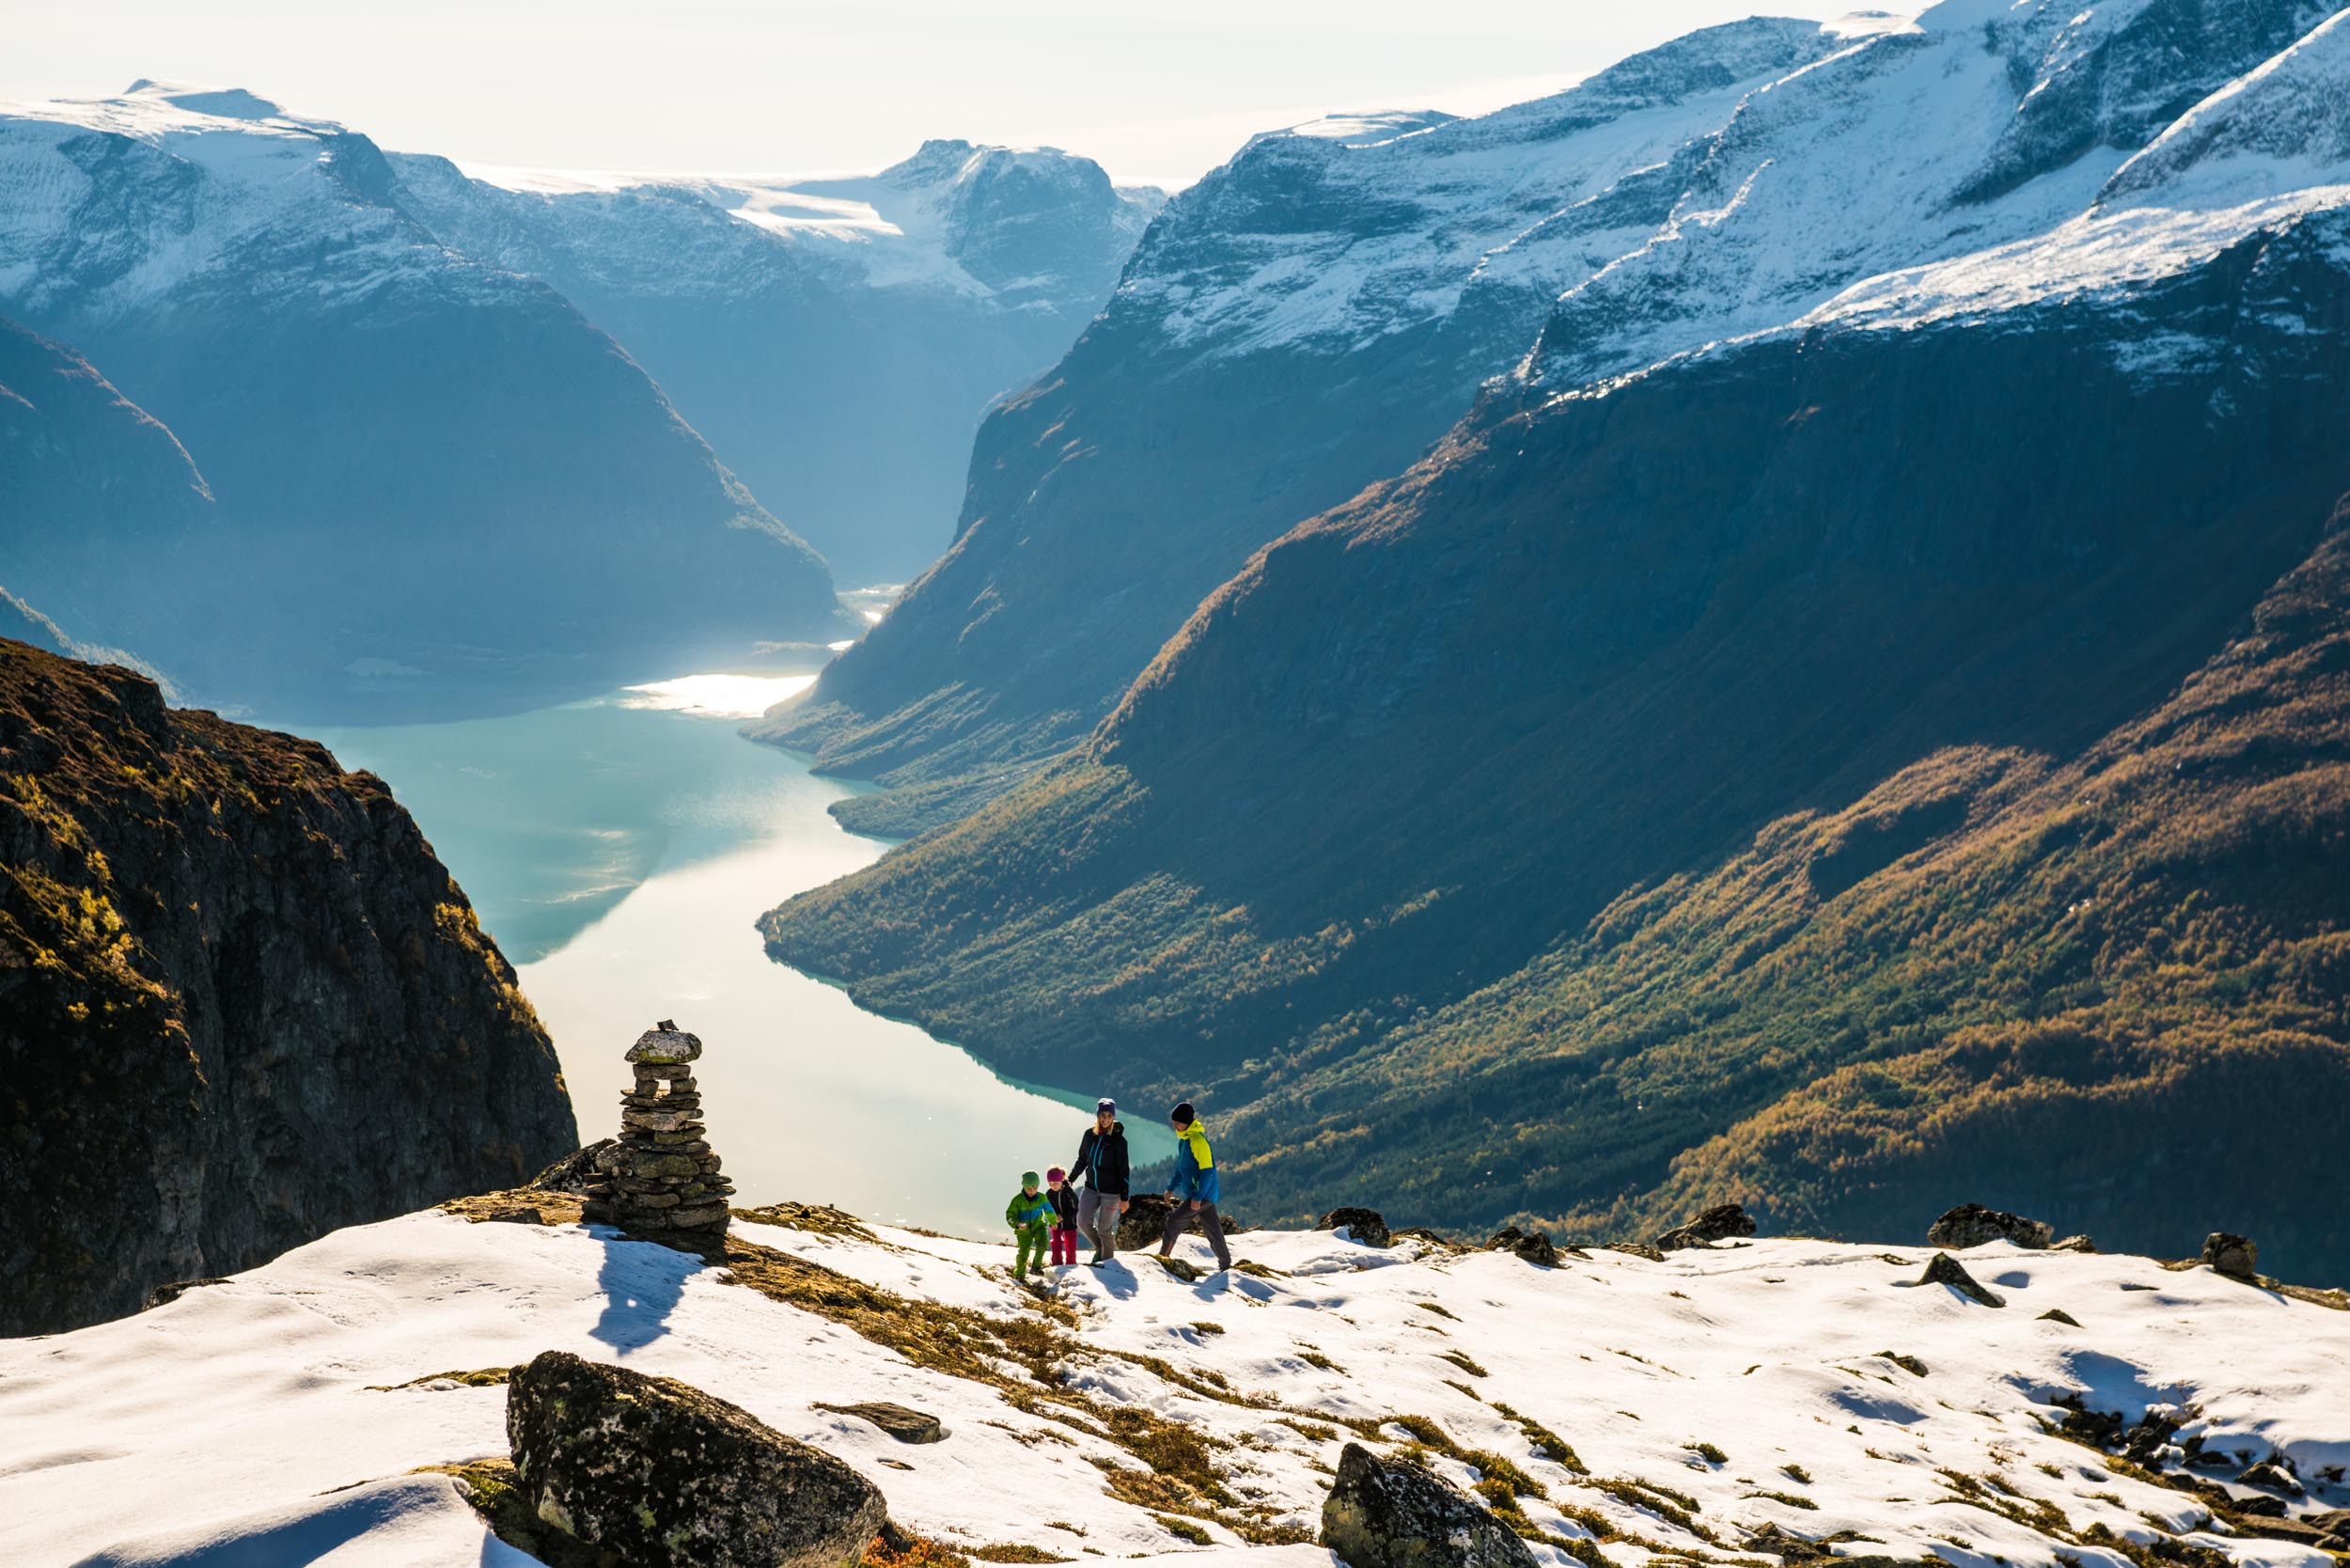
[{"x1": 311, "y1": 674, "x2": 1172, "y2": 1238}]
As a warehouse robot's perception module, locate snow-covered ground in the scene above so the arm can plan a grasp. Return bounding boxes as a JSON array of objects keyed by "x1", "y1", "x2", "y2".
[{"x1": 8, "y1": 1204, "x2": 2344, "y2": 1567}]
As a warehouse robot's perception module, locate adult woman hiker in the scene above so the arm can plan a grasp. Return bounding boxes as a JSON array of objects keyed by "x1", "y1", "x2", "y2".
[
  {"x1": 1073, "y1": 1097, "x2": 1130, "y2": 1264},
  {"x1": 1158, "y1": 1101, "x2": 1231, "y2": 1273}
]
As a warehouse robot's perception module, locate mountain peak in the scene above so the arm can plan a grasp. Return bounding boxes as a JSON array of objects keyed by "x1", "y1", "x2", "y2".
[
  {"x1": 120, "y1": 80, "x2": 286, "y2": 120},
  {"x1": 1282, "y1": 109, "x2": 1459, "y2": 147}
]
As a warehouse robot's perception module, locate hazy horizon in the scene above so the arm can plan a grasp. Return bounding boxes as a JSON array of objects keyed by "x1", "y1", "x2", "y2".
[{"x1": 9, "y1": 0, "x2": 1864, "y2": 186}]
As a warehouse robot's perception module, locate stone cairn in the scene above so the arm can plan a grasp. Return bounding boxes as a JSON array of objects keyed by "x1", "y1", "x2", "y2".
[{"x1": 580, "y1": 1021, "x2": 732, "y2": 1238}]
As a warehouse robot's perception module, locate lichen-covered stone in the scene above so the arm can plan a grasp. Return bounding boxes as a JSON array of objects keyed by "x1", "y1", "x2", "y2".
[
  {"x1": 628, "y1": 1026, "x2": 704, "y2": 1064},
  {"x1": 507, "y1": 1350, "x2": 885, "y2": 1568},
  {"x1": 1322, "y1": 1441, "x2": 1538, "y2": 1568},
  {"x1": 815, "y1": 1401, "x2": 948, "y2": 1444},
  {"x1": 1927, "y1": 1204, "x2": 2054, "y2": 1250}
]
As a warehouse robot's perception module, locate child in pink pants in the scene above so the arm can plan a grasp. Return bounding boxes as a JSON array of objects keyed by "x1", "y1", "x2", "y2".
[{"x1": 1045, "y1": 1168, "x2": 1081, "y2": 1266}]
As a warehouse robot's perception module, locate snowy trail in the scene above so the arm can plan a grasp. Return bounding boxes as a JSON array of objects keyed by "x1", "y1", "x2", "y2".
[{"x1": 4, "y1": 1206, "x2": 2344, "y2": 1567}]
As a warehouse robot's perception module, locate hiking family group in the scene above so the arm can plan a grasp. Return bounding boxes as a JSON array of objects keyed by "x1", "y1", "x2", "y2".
[{"x1": 1006, "y1": 1099, "x2": 1230, "y2": 1278}]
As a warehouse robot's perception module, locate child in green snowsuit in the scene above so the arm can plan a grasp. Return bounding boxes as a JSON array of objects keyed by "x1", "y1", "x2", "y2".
[{"x1": 1007, "y1": 1170, "x2": 1053, "y2": 1277}]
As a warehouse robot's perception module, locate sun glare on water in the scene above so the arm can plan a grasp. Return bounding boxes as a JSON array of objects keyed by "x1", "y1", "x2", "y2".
[{"x1": 618, "y1": 673, "x2": 817, "y2": 719}]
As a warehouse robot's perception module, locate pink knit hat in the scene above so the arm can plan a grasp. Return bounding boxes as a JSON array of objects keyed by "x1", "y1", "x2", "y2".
[{"x1": 1045, "y1": 1167, "x2": 1067, "y2": 1183}]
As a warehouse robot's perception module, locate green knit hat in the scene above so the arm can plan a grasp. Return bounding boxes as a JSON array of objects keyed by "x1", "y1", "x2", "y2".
[{"x1": 1022, "y1": 1170, "x2": 1040, "y2": 1187}]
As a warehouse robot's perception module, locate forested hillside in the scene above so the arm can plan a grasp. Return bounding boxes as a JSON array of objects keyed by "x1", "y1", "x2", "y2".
[{"x1": 762, "y1": 15, "x2": 2350, "y2": 1276}]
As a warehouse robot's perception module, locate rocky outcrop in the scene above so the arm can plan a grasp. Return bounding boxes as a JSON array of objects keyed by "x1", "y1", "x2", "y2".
[
  {"x1": 0, "y1": 639, "x2": 576, "y2": 1334},
  {"x1": 1905, "y1": 1254, "x2": 2006, "y2": 1309},
  {"x1": 1322, "y1": 1441, "x2": 1539, "y2": 1568},
  {"x1": 507, "y1": 1350, "x2": 886, "y2": 1568},
  {"x1": 1118, "y1": 1192, "x2": 1244, "y2": 1252},
  {"x1": 1484, "y1": 1228, "x2": 1560, "y2": 1267},
  {"x1": 1928, "y1": 1205, "x2": 2056, "y2": 1251},
  {"x1": 1657, "y1": 1203, "x2": 1757, "y2": 1251},
  {"x1": 1319, "y1": 1207, "x2": 1392, "y2": 1247},
  {"x1": 2202, "y1": 1233, "x2": 2259, "y2": 1279}
]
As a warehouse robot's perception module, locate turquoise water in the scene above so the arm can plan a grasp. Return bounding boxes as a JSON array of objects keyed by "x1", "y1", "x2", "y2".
[{"x1": 309, "y1": 677, "x2": 1172, "y2": 1237}]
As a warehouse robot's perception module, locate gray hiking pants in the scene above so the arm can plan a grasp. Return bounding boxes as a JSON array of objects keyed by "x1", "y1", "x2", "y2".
[
  {"x1": 1077, "y1": 1186, "x2": 1125, "y2": 1259},
  {"x1": 1159, "y1": 1200, "x2": 1232, "y2": 1271}
]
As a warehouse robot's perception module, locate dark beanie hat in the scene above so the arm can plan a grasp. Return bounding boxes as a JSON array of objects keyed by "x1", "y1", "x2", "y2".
[{"x1": 1171, "y1": 1101, "x2": 1196, "y2": 1125}]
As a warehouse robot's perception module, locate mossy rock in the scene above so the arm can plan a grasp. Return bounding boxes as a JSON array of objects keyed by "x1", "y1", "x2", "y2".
[
  {"x1": 1322, "y1": 1441, "x2": 1538, "y2": 1568},
  {"x1": 508, "y1": 1350, "x2": 886, "y2": 1568}
]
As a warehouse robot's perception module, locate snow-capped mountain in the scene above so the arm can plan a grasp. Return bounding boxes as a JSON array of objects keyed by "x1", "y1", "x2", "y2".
[
  {"x1": 1526, "y1": 0, "x2": 2336, "y2": 387},
  {"x1": 759, "y1": 18, "x2": 1856, "y2": 825},
  {"x1": 757, "y1": 5, "x2": 2350, "y2": 1255},
  {"x1": 389, "y1": 142, "x2": 1163, "y2": 583},
  {"x1": 9, "y1": 1200, "x2": 2346, "y2": 1564},
  {"x1": 0, "y1": 81, "x2": 845, "y2": 720}
]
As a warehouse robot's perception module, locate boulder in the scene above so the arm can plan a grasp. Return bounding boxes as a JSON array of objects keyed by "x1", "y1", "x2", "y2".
[
  {"x1": 2051, "y1": 1234, "x2": 2098, "y2": 1253},
  {"x1": 1117, "y1": 1192, "x2": 1238, "y2": 1251},
  {"x1": 1322, "y1": 1441, "x2": 1539, "y2": 1568},
  {"x1": 1119, "y1": 1192, "x2": 1181, "y2": 1250},
  {"x1": 1927, "y1": 1203, "x2": 2054, "y2": 1250},
  {"x1": 2236, "y1": 1460, "x2": 2299, "y2": 1495},
  {"x1": 532, "y1": 1139, "x2": 620, "y2": 1195},
  {"x1": 628, "y1": 1025, "x2": 704, "y2": 1065},
  {"x1": 1902, "y1": 1252, "x2": 2005, "y2": 1307},
  {"x1": 1318, "y1": 1207, "x2": 1393, "y2": 1248},
  {"x1": 507, "y1": 1350, "x2": 885, "y2": 1568},
  {"x1": 1657, "y1": 1202, "x2": 1757, "y2": 1251},
  {"x1": 2201, "y1": 1232, "x2": 2259, "y2": 1279},
  {"x1": 1484, "y1": 1227, "x2": 1559, "y2": 1267},
  {"x1": 815, "y1": 1401, "x2": 947, "y2": 1444}
]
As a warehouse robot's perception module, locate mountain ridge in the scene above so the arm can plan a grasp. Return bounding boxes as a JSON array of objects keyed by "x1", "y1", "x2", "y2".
[
  {"x1": 0, "y1": 81, "x2": 848, "y2": 721},
  {"x1": 758, "y1": 2, "x2": 2350, "y2": 1278},
  {"x1": 388, "y1": 138, "x2": 1162, "y2": 585},
  {"x1": 754, "y1": 15, "x2": 1856, "y2": 830}
]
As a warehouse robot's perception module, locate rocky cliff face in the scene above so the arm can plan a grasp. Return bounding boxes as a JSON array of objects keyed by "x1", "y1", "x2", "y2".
[
  {"x1": 758, "y1": 4, "x2": 2350, "y2": 1278},
  {"x1": 0, "y1": 638, "x2": 576, "y2": 1334}
]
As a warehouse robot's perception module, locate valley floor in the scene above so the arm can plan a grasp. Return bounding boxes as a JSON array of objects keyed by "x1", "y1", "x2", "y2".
[{"x1": 6, "y1": 1205, "x2": 2345, "y2": 1567}]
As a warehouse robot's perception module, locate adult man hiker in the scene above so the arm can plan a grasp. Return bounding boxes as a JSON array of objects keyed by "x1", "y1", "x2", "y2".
[
  {"x1": 1073, "y1": 1097, "x2": 1130, "y2": 1264},
  {"x1": 1158, "y1": 1101, "x2": 1231, "y2": 1273}
]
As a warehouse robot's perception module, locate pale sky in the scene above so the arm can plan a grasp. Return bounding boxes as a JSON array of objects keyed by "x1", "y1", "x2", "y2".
[{"x1": 7, "y1": 1, "x2": 1857, "y2": 187}]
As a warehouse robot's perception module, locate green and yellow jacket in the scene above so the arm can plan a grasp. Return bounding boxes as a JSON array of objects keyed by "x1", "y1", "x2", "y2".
[{"x1": 1167, "y1": 1120, "x2": 1219, "y2": 1204}]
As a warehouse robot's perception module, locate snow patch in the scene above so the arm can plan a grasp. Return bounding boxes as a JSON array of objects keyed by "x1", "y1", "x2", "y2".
[{"x1": 8, "y1": 1214, "x2": 2346, "y2": 1565}]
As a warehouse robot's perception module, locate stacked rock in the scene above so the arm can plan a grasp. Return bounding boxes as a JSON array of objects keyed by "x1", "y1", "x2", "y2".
[{"x1": 580, "y1": 1022, "x2": 732, "y2": 1238}]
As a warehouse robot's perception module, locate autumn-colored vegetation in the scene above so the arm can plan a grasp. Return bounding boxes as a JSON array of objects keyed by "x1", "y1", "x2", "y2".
[{"x1": 764, "y1": 293, "x2": 2350, "y2": 1280}]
